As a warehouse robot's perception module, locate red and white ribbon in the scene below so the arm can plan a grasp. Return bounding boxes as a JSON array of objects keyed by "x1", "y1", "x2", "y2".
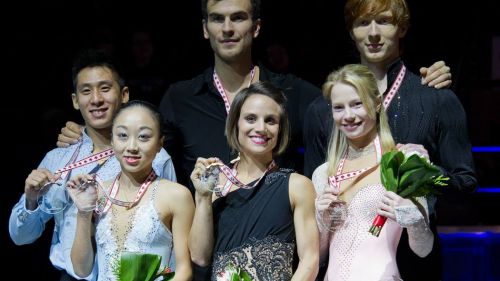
[
  {"x1": 95, "y1": 170, "x2": 157, "y2": 214},
  {"x1": 207, "y1": 159, "x2": 276, "y2": 197},
  {"x1": 48, "y1": 141, "x2": 114, "y2": 185},
  {"x1": 382, "y1": 65, "x2": 406, "y2": 110},
  {"x1": 213, "y1": 66, "x2": 256, "y2": 114},
  {"x1": 328, "y1": 136, "x2": 382, "y2": 194}
]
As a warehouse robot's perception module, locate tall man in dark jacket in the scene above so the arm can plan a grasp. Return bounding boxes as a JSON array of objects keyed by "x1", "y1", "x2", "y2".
[{"x1": 304, "y1": 0, "x2": 476, "y2": 280}]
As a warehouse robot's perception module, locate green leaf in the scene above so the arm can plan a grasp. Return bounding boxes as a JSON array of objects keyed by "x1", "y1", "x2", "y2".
[
  {"x1": 379, "y1": 150, "x2": 448, "y2": 199},
  {"x1": 398, "y1": 154, "x2": 422, "y2": 172},
  {"x1": 380, "y1": 151, "x2": 403, "y2": 192},
  {"x1": 398, "y1": 154, "x2": 428, "y2": 175},
  {"x1": 410, "y1": 184, "x2": 436, "y2": 198},
  {"x1": 398, "y1": 167, "x2": 439, "y2": 197},
  {"x1": 118, "y1": 252, "x2": 162, "y2": 281},
  {"x1": 398, "y1": 164, "x2": 436, "y2": 187},
  {"x1": 240, "y1": 270, "x2": 252, "y2": 281},
  {"x1": 219, "y1": 262, "x2": 254, "y2": 281}
]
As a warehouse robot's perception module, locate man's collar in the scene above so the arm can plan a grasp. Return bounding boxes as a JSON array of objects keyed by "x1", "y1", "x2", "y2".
[
  {"x1": 197, "y1": 66, "x2": 217, "y2": 96},
  {"x1": 81, "y1": 127, "x2": 92, "y2": 144},
  {"x1": 198, "y1": 64, "x2": 273, "y2": 96},
  {"x1": 386, "y1": 58, "x2": 404, "y2": 88}
]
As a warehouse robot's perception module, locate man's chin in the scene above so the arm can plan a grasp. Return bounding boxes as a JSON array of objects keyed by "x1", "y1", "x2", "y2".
[
  {"x1": 86, "y1": 120, "x2": 112, "y2": 130},
  {"x1": 365, "y1": 53, "x2": 387, "y2": 62}
]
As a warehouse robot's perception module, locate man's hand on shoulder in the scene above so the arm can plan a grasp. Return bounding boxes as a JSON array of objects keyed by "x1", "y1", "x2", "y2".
[
  {"x1": 420, "y1": 60, "x2": 452, "y2": 89},
  {"x1": 56, "y1": 121, "x2": 83, "y2": 148}
]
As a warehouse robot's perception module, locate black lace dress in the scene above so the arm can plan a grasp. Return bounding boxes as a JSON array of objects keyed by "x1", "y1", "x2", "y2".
[{"x1": 211, "y1": 168, "x2": 295, "y2": 281}]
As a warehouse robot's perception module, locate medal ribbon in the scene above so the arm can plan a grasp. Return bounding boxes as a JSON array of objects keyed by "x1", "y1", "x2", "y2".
[
  {"x1": 50, "y1": 141, "x2": 114, "y2": 184},
  {"x1": 95, "y1": 170, "x2": 157, "y2": 214},
  {"x1": 207, "y1": 159, "x2": 276, "y2": 197},
  {"x1": 382, "y1": 65, "x2": 406, "y2": 110},
  {"x1": 213, "y1": 66, "x2": 256, "y2": 114},
  {"x1": 326, "y1": 65, "x2": 404, "y2": 195},
  {"x1": 328, "y1": 136, "x2": 382, "y2": 194}
]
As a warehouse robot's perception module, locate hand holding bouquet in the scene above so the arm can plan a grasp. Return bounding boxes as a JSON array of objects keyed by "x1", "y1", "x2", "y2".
[{"x1": 369, "y1": 150, "x2": 448, "y2": 236}]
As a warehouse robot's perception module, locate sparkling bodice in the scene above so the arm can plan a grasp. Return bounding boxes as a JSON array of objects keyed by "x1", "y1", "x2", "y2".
[
  {"x1": 325, "y1": 184, "x2": 402, "y2": 281},
  {"x1": 95, "y1": 181, "x2": 175, "y2": 281}
]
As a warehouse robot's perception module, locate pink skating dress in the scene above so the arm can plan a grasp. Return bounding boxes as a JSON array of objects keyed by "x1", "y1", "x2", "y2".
[
  {"x1": 324, "y1": 183, "x2": 403, "y2": 281},
  {"x1": 313, "y1": 162, "x2": 404, "y2": 281}
]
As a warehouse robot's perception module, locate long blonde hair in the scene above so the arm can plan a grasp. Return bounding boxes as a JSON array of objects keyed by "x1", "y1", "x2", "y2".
[{"x1": 323, "y1": 64, "x2": 395, "y2": 176}]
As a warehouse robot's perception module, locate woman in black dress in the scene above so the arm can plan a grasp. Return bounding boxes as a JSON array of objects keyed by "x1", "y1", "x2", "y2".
[{"x1": 189, "y1": 81, "x2": 319, "y2": 281}]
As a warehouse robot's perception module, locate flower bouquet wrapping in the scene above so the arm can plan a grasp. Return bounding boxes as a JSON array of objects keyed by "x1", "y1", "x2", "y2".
[
  {"x1": 369, "y1": 150, "x2": 449, "y2": 237},
  {"x1": 114, "y1": 252, "x2": 175, "y2": 281},
  {"x1": 216, "y1": 262, "x2": 252, "y2": 281}
]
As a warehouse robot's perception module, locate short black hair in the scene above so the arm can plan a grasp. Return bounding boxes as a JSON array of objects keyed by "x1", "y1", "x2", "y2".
[
  {"x1": 71, "y1": 49, "x2": 125, "y2": 92},
  {"x1": 113, "y1": 99, "x2": 164, "y2": 137},
  {"x1": 201, "y1": 0, "x2": 261, "y2": 21}
]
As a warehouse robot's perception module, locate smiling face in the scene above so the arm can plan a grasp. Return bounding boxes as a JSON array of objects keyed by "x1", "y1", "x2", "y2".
[
  {"x1": 203, "y1": 0, "x2": 261, "y2": 64},
  {"x1": 330, "y1": 82, "x2": 377, "y2": 148},
  {"x1": 111, "y1": 105, "x2": 163, "y2": 176},
  {"x1": 236, "y1": 94, "x2": 281, "y2": 157},
  {"x1": 351, "y1": 10, "x2": 406, "y2": 66},
  {"x1": 72, "y1": 66, "x2": 129, "y2": 131}
]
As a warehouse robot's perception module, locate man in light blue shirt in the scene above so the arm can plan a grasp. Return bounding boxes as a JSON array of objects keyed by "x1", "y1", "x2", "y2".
[{"x1": 8, "y1": 49, "x2": 176, "y2": 281}]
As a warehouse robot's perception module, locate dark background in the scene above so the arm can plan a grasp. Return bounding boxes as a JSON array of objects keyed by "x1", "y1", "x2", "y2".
[{"x1": 3, "y1": 0, "x2": 499, "y2": 280}]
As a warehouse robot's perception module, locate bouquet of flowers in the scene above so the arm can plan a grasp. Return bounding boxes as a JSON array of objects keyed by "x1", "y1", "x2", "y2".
[
  {"x1": 216, "y1": 262, "x2": 252, "y2": 281},
  {"x1": 369, "y1": 150, "x2": 449, "y2": 237},
  {"x1": 114, "y1": 252, "x2": 175, "y2": 281}
]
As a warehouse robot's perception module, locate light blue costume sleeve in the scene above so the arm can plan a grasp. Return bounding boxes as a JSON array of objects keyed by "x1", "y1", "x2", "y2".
[
  {"x1": 154, "y1": 148, "x2": 177, "y2": 182},
  {"x1": 8, "y1": 152, "x2": 56, "y2": 245},
  {"x1": 9, "y1": 194, "x2": 52, "y2": 245}
]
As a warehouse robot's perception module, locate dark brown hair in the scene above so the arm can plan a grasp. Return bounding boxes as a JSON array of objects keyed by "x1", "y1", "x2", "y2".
[{"x1": 201, "y1": 0, "x2": 261, "y2": 21}]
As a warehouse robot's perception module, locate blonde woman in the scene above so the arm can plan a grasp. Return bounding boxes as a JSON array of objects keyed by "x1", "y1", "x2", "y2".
[{"x1": 313, "y1": 64, "x2": 433, "y2": 281}]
